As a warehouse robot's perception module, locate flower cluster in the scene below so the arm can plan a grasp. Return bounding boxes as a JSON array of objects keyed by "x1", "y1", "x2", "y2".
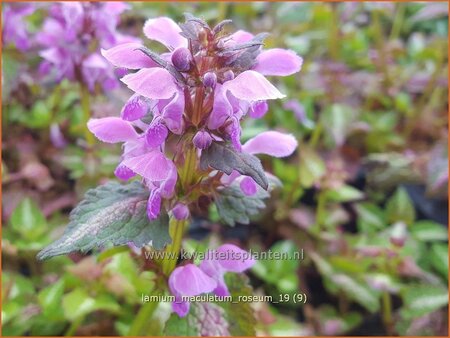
[
  {"x1": 169, "y1": 244, "x2": 255, "y2": 317},
  {"x1": 88, "y1": 15, "x2": 302, "y2": 221},
  {"x1": 37, "y1": 2, "x2": 136, "y2": 92},
  {"x1": 2, "y1": 3, "x2": 35, "y2": 52}
]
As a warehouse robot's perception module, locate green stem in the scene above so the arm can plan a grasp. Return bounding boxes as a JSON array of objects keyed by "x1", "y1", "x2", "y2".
[
  {"x1": 161, "y1": 146, "x2": 198, "y2": 275},
  {"x1": 389, "y1": 3, "x2": 406, "y2": 41},
  {"x1": 127, "y1": 298, "x2": 159, "y2": 336},
  {"x1": 65, "y1": 316, "x2": 84, "y2": 336},
  {"x1": 373, "y1": 9, "x2": 391, "y2": 90},
  {"x1": 381, "y1": 291, "x2": 394, "y2": 335},
  {"x1": 162, "y1": 218, "x2": 188, "y2": 275},
  {"x1": 328, "y1": 3, "x2": 339, "y2": 61},
  {"x1": 309, "y1": 121, "x2": 323, "y2": 148},
  {"x1": 79, "y1": 82, "x2": 95, "y2": 146}
]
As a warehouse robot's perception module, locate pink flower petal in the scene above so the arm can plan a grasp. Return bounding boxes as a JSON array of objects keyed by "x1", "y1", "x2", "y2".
[
  {"x1": 253, "y1": 48, "x2": 303, "y2": 76},
  {"x1": 230, "y1": 30, "x2": 254, "y2": 43},
  {"x1": 223, "y1": 70, "x2": 285, "y2": 102},
  {"x1": 101, "y1": 43, "x2": 157, "y2": 69},
  {"x1": 207, "y1": 84, "x2": 233, "y2": 130},
  {"x1": 216, "y1": 244, "x2": 256, "y2": 273},
  {"x1": 121, "y1": 94, "x2": 150, "y2": 121},
  {"x1": 122, "y1": 151, "x2": 174, "y2": 181},
  {"x1": 83, "y1": 53, "x2": 108, "y2": 69},
  {"x1": 162, "y1": 91, "x2": 185, "y2": 134},
  {"x1": 121, "y1": 68, "x2": 177, "y2": 100},
  {"x1": 147, "y1": 189, "x2": 161, "y2": 220},
  {"x1": 249, "y1": 101, "x2": 269, "y2": 118},
  {"x1": 169, "y1": 264, "x2": 217, "y2": 297},
  {"x1": 143, "y1": 17, "x2": 187, "y2": 50},
  {"x1": 243, "y1": 131, "x2": 297, "y2": 157},
  {"x1": 87, "y1": 117, "x2": 138, "y2": 143}
]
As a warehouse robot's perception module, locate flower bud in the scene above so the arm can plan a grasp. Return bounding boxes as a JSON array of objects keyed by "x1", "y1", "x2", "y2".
[
  {"x1": 193, "y1": 130, "x2": 212, "y2": 149},
  {"x1": 146, "y1": 120, "x2": 168, "y2": 148},
  {"x1": 171, "y1": 47, "x2": 192, "y2": 72},
  {"x1": 390, "y1": 222, "x2": 407, "y2": 247},
  {"x1": 203, "y1": 72, "x2": 217, "y2": 89},
  {"x1": 223, "y1": 69, "x2": 235, "y2": 82},
  {"x1": 240, "y1": 177, "x2": 257, "y2": 196},
  {"x1": 172, "y1": 203, "x2": 190, "y2": 220}
]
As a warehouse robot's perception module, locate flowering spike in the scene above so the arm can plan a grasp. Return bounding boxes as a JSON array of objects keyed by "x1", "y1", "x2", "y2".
[{"x1": 85, "y1": 16, "x2": 303, "y2": 319}]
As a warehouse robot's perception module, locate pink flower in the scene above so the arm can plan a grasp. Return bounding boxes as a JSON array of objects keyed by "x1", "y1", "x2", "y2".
[
  {"x1": 37, "y1": 2, "x2": 136, "y2": 92},
  {"x1": 169, "y1": 244, "x2": 255, "y2": 317}
]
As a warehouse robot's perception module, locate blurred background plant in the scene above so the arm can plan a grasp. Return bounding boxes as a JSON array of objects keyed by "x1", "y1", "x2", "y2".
[{"x1": 2, "y1": 2, "x2": 448, "y2": 336}]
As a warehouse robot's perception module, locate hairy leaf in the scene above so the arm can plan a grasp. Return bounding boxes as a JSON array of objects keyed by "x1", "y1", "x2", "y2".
[
  {"x1": 218, "y1": 274, "x2": 257, "y2": 336},
  {"x1": 224, "y1": 33, "x2": 269, "y2": 71},
  {"x1": 220, "y1": 32, "x2": 269, "y2": 54},
  {"x1": 215, "y1": 180, "x2": 270, "y2": 226},
  {"x1": 213, "y1": 19, "x2": 233, "y2": 35},
  {"x1": 200, "y1": 142, "x2": 268, "y2": 190},
  {"x1": 37, "y1": 181, "x2": 171, "y2": 260},
  {"x1": 137, "y1": 47, "x2": 186, "y2": 83},
  {"x1": 164, "y1": 302, "x2": 229, "y2": 336}
]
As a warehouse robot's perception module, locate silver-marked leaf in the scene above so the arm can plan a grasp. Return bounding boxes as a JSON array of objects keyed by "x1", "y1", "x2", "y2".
[
  {"x1": 37, "y1": 181, "x2": 171, "y2": 260},
  {"x1": 401, "y1": 284, "x2": 448, "y2": 319},
  {"x1": 200, "y1": 142, "x2": 268, "y2": 190},
  {"x1": 218, "y1": 274, "x2": 257, "y2": 336},
  {"x1": 164, "y1": 302, "x2": 229, "y2": 336},
  {"x1": 214, "y1": 180, "x2": 270, "y2": 226}
]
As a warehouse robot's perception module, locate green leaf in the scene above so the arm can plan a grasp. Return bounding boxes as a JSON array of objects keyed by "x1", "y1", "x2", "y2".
[
  {"x1": 410, "y1": 220, "x2": 448, "y2": 242},
  {"x1": 430, "y1": 243, "x2": 448, "y2": 279},
  {"x1": 326, "y1": 185, "x2": 364, "y2": 202},
  {"x1": 10, "y1": 198, "x2": 47, "y2": 241},
  {"x1": 37, "y1": 279, "x2": 65, "y2": 319},
  {"x1": 200, "y1": 142, "x2": 268, "y2": 190},
  {"x1": 215, "y1": 180, "x2": 270, "y2": 226},
  {"x1": 330, "y1": 274, "x2": 380, "y2": 313},
  {"x1": 219, "y1": 274, "x2": 257, "y2": 336},
  {"x1": 298, "y1": 147, "x2": 326, "y2": 188},
  {"x1": 252, "y1": 241, "x2": 300, "y2": 291},
  {"x1": 385, "y1": 187, "x2": 416, "y2": 225},
  {"x1": 355, "y1": 202, "x2": 386, "y2": 232},
  {"x1": 400, "y1": 284, "x2": 448, "y2": 319},
  {"x1": 323, "y1": 104, "x2": 355, "y2": 146},
  {"x1": 62, "y1": 288, "x2": 120, "y2": 321},
  {"x1": 37, "y1": 181, "x2": 171, "y2": 260},
  {"x1": 426, "y1": 143, "x2": 448, "y2": 195},
  {"x1": 164, "y1": 302, "x2": 229, "y2": 336}
]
